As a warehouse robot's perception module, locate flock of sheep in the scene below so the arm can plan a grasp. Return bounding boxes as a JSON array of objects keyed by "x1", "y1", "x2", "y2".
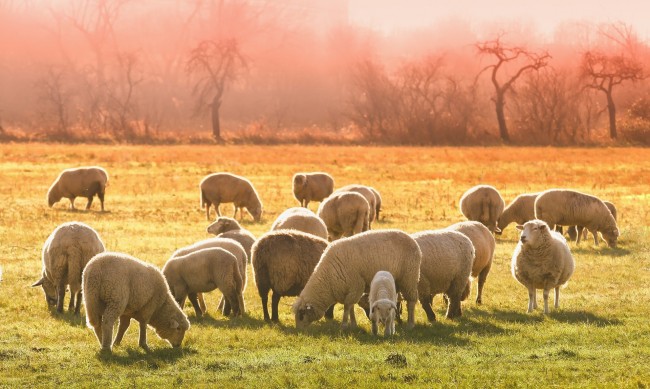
[{"x1": 34, "y1": 166, "x2": 621, "y2": 352}]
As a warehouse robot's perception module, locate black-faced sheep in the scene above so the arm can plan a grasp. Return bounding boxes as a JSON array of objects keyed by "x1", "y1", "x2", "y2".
[
  {"x1": 200, "y1": 173, "x2": 263, "y2": 222},
  {"x1": 368, "y1": 271, "x2": 397, "y2": 336},
  {"x1": 317, "y1": 191, "x2": 370, "y2": 241},
  {"x1": 292, "y1": 172, "x2": 334, "y2": 208},
  {"x1": 47, "y1": 166, "x2": 109, "y2": 211},
  {"x1": 206, "y1": 216, "x2": 256, "y2": 261},
  {"x1": 271, "y1": 207, "x2": 328, "y2": 240},
  {"x1": 459, "y1": 185, "x2": 505, "y2": 233}
]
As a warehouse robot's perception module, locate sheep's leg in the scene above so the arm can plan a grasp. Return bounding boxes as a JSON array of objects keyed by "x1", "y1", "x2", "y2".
[
  {"x1": 554, "y1": 287, "x2": 560, "y2": 309},
  {"x1": 215, "y1": 203, "x2": 221, "y2": 217},
  {"x1": 576, "y1": 228, "x2": 583, "y2": 244},
  {"x1": 188, "y1": 293, "x2": 202, "y2": 317},
  {"x1": 222, "y1": 298, "x2": 232, "y2": 316},
  {"x1": 74, "y1": 291, "x2": 83, "y2": 315},
  {"x1": 68, "y1": 291, "x2": 76, "y2": 312},
  {"x1": 419, "y1": 295, "x2": 436, "y2": 322},
  {"x1": 371, "y1": 319, "x2": 378, "y2": 335},
  {"x1": 271, "y1": 292, "x2": 281, "y2": 323},
  {"x1": 406, "y1": 300, "x2": 416, "y2": 329},
  {"x1": 477, "y1": 265, "x2": 491, "y2": 304},
  {"x1": 349, "y1": 307, "x2": 357, "y2": 329},
  {"x1": 446, "y1": 295, "x2": 462, "y2": 319},
  {"x1": 324, "y1": 304, "x2": 335, "y2": 319},
  {"x1": 387, "y1": 317, "x2": 395, "y2": 336},
  {"x1": 205, "y1": 202, "x2": 211, "y2": 221},
  {"x1": 543, "y1": 289, "x2": 550, "y2": 314},
  {"x1": 138, "y1": 321, "x2": 150, "y2": 352},
  {"x1": 197, "y1": 293, "x2": 207, "y2": 314},
  {"x1": 217, "y1": 296, "x2": 225, "y2": 312},
  {"x1": 56, "y1": 281, "x2": 66, "y2": 313},
  {"x1": 100, "y1": 310, "x2": 120, "y2": 351},
  {"x1": 341, "y1": 304, "x2": 352, "y2": 329},
  {"x1": 527, "y1": 287, "x2": 536, "y2": 313},
  {"x1": 232, "y1": 206, "x2": 238, "y2": 219},
  {"x1": 98, "y1": 190, "x2": 105, "y2": 212},
  {"x1": 113, "y1": 315, "x2": 131, "y2": 346},
  {"x1": 86, "y1": 196, "x2": 94, "y2": 210},
  {"x1": 591, "y1": 229, "x2": 599, "y2": 246},
  {"x1": 69, "y1": 197, "x2": 76, "y2": 210}
]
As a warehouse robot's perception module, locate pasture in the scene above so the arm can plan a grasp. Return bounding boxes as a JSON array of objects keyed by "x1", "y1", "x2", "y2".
[{"x1": 0, "y1": 144, "x2": 649, "y2": 387}]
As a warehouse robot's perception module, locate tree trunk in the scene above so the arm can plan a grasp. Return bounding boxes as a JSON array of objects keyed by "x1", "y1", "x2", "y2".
[
  {"x1": 606, "y1": 92, "x2": 617, "y2": 139},
  {"x1": 211, "y1": 96, "x2": 222, "y2": 141},
  {"x1": 495, "y1": 92, "x2": 510, "y2": 143}
]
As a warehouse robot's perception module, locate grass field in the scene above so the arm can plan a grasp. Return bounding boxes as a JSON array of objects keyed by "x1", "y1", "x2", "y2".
[{"x1": 0, "y1": 144, "x2": 649, "y2": 387}]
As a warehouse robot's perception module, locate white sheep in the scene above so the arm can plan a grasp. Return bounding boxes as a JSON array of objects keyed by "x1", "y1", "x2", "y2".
[
  {"x1": 459, "y1": 185, "x2": 505, "y2": 233},
  {"x1": 368, "y1": 271, "x2": 398, "y2": 336},
  {"x1": 200, "y1": 173, "x2": 263, "y2": 222},
  {"x1": 535, "y1": 189, "x2": 620, "y2": 247},
  {"x1": 292, "y1": 172, "x2": 334, "y2": 208},
  {"x1": 32, "y1": 222, "x2": 105, "y2": 314},
  {"x1": 82, "y1": 252, "x2": 190, "y2": 352},
  {"x1": 568, "y1": 200, "x2": 618, "y2": 243},
  {"x1": 47, "y1": 166, "x2": 109, "y2": 211},
  {"x1": 206, "y1": 216, "x2": 256, "y2": 261},
  {"x1": 251, "y1": 230, "x2": 328, "y2": 323},
  {"x1": 334, "y1": 184, "x2": 377, "y2": 227},
  {"x1": 496, "y1": 193, "x2": 539, "y2": 234},
  {"x1": 271, "y1": 207, "x2": 328, "y2": 240},
  {"x1": 163, "y1": 247, "x2": 245, "y2": 318},
  {"x1": 317, "y1": 191, "x2": 370, "y2": 241},
  {"x1": 412, "y1": 230, "x2": 474, "y2": 321},
  {"x1": 292, "y1": 229, "x2": 421, "y2": 330},
  {"x1": 511, "y1": 220, "x2": 575, "y2": 314},
  {"x1": 447, "y1": 221, "x2": 495, "y2": 304}
]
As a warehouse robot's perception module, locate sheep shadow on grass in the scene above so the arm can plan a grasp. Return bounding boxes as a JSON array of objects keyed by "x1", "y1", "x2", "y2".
[
  {"x1": 469, "y1": 308, "x2": 621, "y2": 327},
  {"x1": 48, "y1": 308, "x2": 87, "y2": 327},
  {"x1": 189, "y1": 313, "x2": 267, "y2": 330},
  {"x1": 97, "y1": 345, "x2": 196, "y2": 366},
  {"x1": 571, "y1": 246, "x2": 631, "y2": 257}
]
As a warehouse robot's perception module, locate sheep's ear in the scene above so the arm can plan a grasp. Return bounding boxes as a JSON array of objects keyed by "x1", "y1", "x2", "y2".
[
  {"x1": 539, "y1": 224, "x2": 547, "y2": 231},
  {"x1": 516, "y1": 225, "x2": 524, "y2": 231},
  {"x1": 31, "y1": 278, "x2": 44, "y2": 287},
  {"x1": 170, "y1": 319, "x2": 179, "y2": 329}
]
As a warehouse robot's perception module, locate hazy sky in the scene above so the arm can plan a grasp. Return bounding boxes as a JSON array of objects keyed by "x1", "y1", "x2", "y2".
[{"x1": 348, "y1": 0, "x2": 650, "y2": 38}]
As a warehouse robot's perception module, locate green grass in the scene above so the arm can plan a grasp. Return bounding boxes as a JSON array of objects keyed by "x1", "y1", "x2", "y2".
[{"x1": 0, "y1": 144, "x2": 649, "y2": 387}]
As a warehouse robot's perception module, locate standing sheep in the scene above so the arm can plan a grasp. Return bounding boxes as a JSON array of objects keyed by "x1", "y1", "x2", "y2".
[
  {"x1": 251, "y1": 230, "x2": 328, "y2": 323},
  {"x1": 293, "y1": 230, "x2": 421, "y2": 330},
  {"x1": 568, "y1": 200, "x2": 618, "y2": 243},
  {"x1": 82, "y1": 252, "x2": 190, "y2": 352},
  {"x1": 292, "y1": 172, "x2": 334, "y2": 208},
  {"x1": 412, "y1": 230, "x2": 474, "y2": 321},
  {"x1": 459, "y1": 185, "x2": 505, "y2": 233},
  {"x1": 447, "y1": 221, "x2": 495, "y2": 304},
  {"x1": 334, "y1": 184, "x2": 377, "y2": 227},
  {"x1": 511, "y1": 220, "x2": 575, "y2": 314},
  {"x1": 496, "y1": 193, "x2": 540, "y2": 234},
  {"x1": 271, "y1": 207, "x2": 328, "y2": 240},
  {"x1": 535, "y1": 189, "x2": 620, "y2": 247},
  {"x1": 206, "y1": 216, "x2": 256, "y2": 261},
  {"x1": 368, "y1": 187, "x2": 383, "y2": 221},
  {"x1": 200, "y1": 173, "x2": 263, "y2": 222},
  {"x1": 368, "y1": 271, "x2": 398, "y2": 336},
  {"x1": 163, "y1": 248, "x2": 245, "y2": 318},
  {"x1": 32, "y1": 222, "x2": 105, "y2": 314},
  {"x1": 317, "y1": 191, "x2": 370, "y2": 241},
  {"x1": 47, "y1": 166, "x2": 109, "y2": 211}
]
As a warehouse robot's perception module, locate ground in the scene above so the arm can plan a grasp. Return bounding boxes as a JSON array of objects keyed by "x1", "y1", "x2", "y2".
[{"x1": 0, "y1": 144, "x2": 648, "y2": 387}]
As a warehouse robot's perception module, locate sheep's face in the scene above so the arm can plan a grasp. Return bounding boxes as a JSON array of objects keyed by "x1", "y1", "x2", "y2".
[
  {"x1": 292, "y1": 299, "x2": 323, "y2": 329},
  {"x1": 602, "y1": 228, "x2": 619, "y2": 248},
  {"x1": 495, "y1": 216, "x2": 507, "y2": 235},
  {"x1": 516, "y1": 220, "x2": 549, "y2": 248},
  {"x1": 155, "y1": 316, "x2": 190, "y2": 348},
  {"x1": 292, "y1": 174, "x2": 307, "y2": 194},
  {"x1": 32, "y1": 276, "x2": 57, "y2": 306},
  {"x1": 47, "y1": 188, "x2": 61, "y2": 207},
  {"x1": 207, "y1": 217, "x2": 240, "y2": 235},
  {"x1": 369, "y1": 300, "x2": 396, "y2": 327},
  {"x1": 248, "y1": 206, "x2": 262, "y2": 222}
]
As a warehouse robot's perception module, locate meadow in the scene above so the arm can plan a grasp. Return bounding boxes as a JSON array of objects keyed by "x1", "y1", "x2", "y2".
[{"x1": 0, "y1": 144, "x2": 649, "y2": 388}]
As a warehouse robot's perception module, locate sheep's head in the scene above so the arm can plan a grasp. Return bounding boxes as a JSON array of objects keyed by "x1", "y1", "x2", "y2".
[
  {"x1": 248, "y1": 205, "x2": 262, "y2": 223},
  {"x1": 206, "y1": 217, "x2": 241, "y2": 235},
  {"x1": 155, "y1": 313, "x2": 190, "y2": 348},
  {"x1": 46, "y1": 185, "x2": 61, "y2": 207},
  {"x1": 31, "y1": 276, "x2": 57, "y2": 307},
  {"x1": 516, "y1": 219, "x2": 550, "y2": 248},
  {"x1": 292, "y1": 174, "x2": 307, "y2": 193},
  {"x1": 602, "y1": 227, "x2": 619, "y2": 248},
  {"x1": 495, "y1": 215, "x2": 508, "y2": 235},
  {"x1": 292, "y1": 298, "x2": 323, "y2": 329},
  {"x1": 369, "y1": 299, "x2": 397, "y2": 327}
]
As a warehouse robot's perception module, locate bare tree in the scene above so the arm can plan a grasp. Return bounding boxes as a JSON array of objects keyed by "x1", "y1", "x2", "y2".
[
  {"x1": 36, "y1": 67, "x2": 73, "y2": 138},
  {"x1": 476, "y1": 36, "x2": 550, "y2": 142},
  {"x1": 186, "y1": 38, "x2": 247, "y2": 141},
  {"x1": 106, "y1": 52, "x2": 143, "y2": 140}
]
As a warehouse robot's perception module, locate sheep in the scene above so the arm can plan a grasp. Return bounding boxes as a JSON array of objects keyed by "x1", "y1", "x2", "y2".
[
  {"x1": 511, "y1": 220, "x2": 575, "y2": 314},
  {"x1": 251, "y1": 230, "x2": 328, "y2": 323},
  {"x1": 82, "y1": 252, "x2": 190, "y2": 352},
  {"x1": 292, "y1": 229, "x2": 421, "y2": 330},
  {"x1": 496, "y1": 193, "x2": 540, "y2": 234},
  {"x1": 32, "y1": 222, "x2": 105, "y2": 314},
  {"x1": 271, "y1": 207, "x2": 328, "y2": 240},
  {"x1": 459, "y1": 185, "x2": 505, "y2": 233},
  {"x1": 568, "y1": 200, "x2": 618, "y2": 243},
  {"x1": 200, "y1": 173, "x2": 263, "y2": 222},
  {"x1": 171, "y1": 237, "x2": 247, "y2": 316},
  {"x1": 317, "y1": 191, "x2": 370, "y2": 241},
  {"x1": 411, "y1": 230, "x2": 474, "y2": 322},
  {"x1": 47, "y1": 166, "x2": 109, "y2": 211},
  {"x1": 368, "y1": 186, "x2": 383, "y2": 221},
  {"x1": 447, "y1": 221, "x2": 495, "y2": 304},
  {"x1": 292, "y1": 172, "x2": 334, "y2": 208},
  {"x1": 535, "y1": 189, "x2": 620, "y2": 247},
  {"x1": 163, "y1": 247, "x2": 245, "y2": 318},
  {"x1": 334, "y1": 184, "x2": 377, "y2": 227},
  {"x1": 206, "y1": 216, "x2": 256, "y2": 261},
  {"x1": 368, "y1": 271, "x2": 398, "y2": 336}
]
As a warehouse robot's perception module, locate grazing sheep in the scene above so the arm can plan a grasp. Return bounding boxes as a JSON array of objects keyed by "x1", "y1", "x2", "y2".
[
  {"x1": 447, "y1": 221, "x2": 495, "y2": 304},
  {"x1": 82, "y1": 252, "x2": 190, "y2": 352},
  {"x1": 200, "y1": 173, "x2": 263, "y2": 222},
  {"x1": 251, "y1": 230, "x2": 328, "y2": 323},
  {"x1": 412, "y1": 230, "x2": 474, "y2": 321},
  {"x1": 292, "y1": 172, "x2": 334, "y2": 208},
  {"x1": 206, "y1": 216, "x2": 256, "y2": 261},
  {"x1": 163, "y1": 247, "x2": 245, "y2": 318},
  {"x1": 568, "y1": 200, "x2": 618, "y2": 243},
  {"x1": 496, "y1": 193, "x2": 539, "y2": 234},
  {"x1": 171, "y1": 237, "x2": 247, "y2": 316},
  {"x1": 459, "y1": 185, "x2": 505, "y2": 233},
  {"x1": 368, "y1": 187, "x2": 383, "y2": 221},
  {"x1": 47, "y1": 166, "x2": 109, "y2": 211},
  {"x1": 368, "y1": 271, "x2": 398, "y2": 336},
  {"x1": 511, "y1": 220, "x2": 575, "y2": 314},
  {"x1": 271, "y1": 207, "x2": 328, "y2": 240},
  {"x1": 293, "y1": 230, "x2": 421, "y2": 330},
  {"x1": 32, "y1": 222, "x2": 105, "y2": 314},
  {"x1": 535, "y1": 189, "x2": 620, "y2": 247},
  {"x1": 317, "y1": 191, "x2": 370, "y2": 241},
  {"x1": 334, "y1": 184, "x2": 377, "y2": 227}
]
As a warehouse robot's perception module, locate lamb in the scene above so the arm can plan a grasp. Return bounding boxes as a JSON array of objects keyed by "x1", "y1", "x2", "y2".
[
  {"x1": 292, "y1": 229, "x2": 421, "y2": 330},
  {"x1": 47, "y1": 166, "x2": 109, "y2": 211},
  {"x1": 317, "y1": 191, "x2": 370, "y2": 241},
  {"x1": 271, "y1": 207, "x2": 328, "y2": 240},
  {"x1": 447, "y1": 221, "x2": 495, "y2": 304},
  {"x1": 292, "y1": 172, "x2": 334, "y2": 208},
  {"x1": 251, "y1": 230, "x2": 328, "y2": 323},
  {"x1": 82, "y1": 252, "x2": 190, "y2": 352},
  {"x1": 32, "y1": 222, "x2": 105, "y2": 314},
  {"x1": 334, "y1": 184, "x2": 377, "y2": 227},
  {"x1": 368, "y1": 271, "x2": 398, "y2": 336},
  {"x1": 411, "y1": 230, "x2": 474, "y2": 321},
  {"x1": 163, "y1": 247, "x2": 245, "y2": 318},
  {"x1": 459, "y1": 185, "x2": 505, "y2": 233},
  {"x1": 496, "y1": 193, "x2": 540, "y2": 234},
  {"x1": 206, "y1": 216, "x2": 256, "y2": 261},
  {"x1": 200, "y1": 173, "x2": 263, "y2": 222},
  {"x1": 511, "y1": 220, "x2": 575, "y2": 314},
  {"x1": 535, "y1": 189, "x2": 620, "y2": 247},
  {"x1": 568, "y1": 201, "x2": 618, "y2": 243},
  {"x1": 368, "y1": 187, "x2": 383, "y2": 221}
]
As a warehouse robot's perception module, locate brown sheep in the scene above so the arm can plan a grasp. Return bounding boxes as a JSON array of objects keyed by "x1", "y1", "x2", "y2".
[
  {"x1": 292, "y1": 172, "x2": 334, "y2": 208},
  {"x1": 47, "y1": 166, "x2": 109, "y2": 211},
  {"x1": 200, "y1": 173, "x2": 263, "y2": 222}
]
